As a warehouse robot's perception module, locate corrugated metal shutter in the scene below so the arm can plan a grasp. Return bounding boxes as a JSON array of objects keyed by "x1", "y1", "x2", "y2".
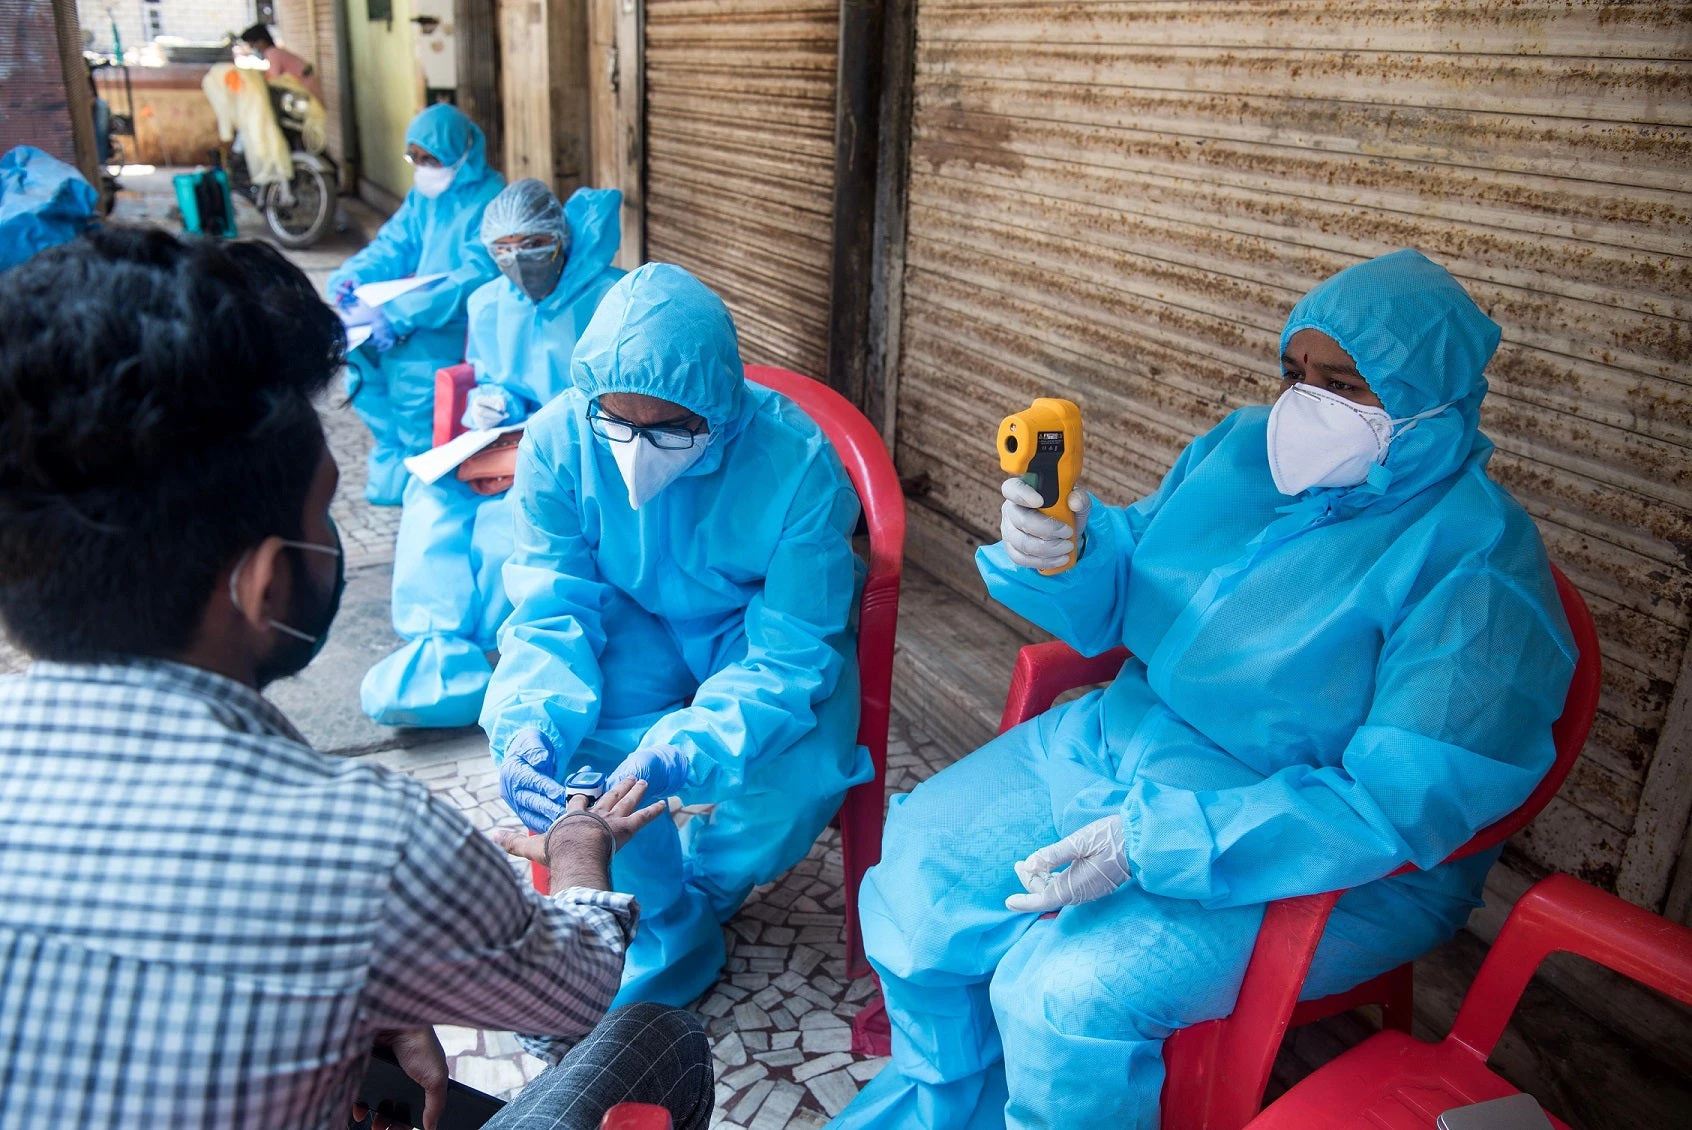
[
  {"x1": 644, "y1": 0, "x2": 838, "y2": 380},
  {"x1": 893, "y1": 1, "x2": 1692, "y2": 905}
]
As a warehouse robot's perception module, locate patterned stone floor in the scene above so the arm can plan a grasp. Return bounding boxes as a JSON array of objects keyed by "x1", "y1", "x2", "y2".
[{"x1": 360, "y1": 712, "x2": 962, "y2": 1128}]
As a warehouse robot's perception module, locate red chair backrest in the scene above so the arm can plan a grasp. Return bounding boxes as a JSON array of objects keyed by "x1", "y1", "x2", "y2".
[
  {"x1": 433, "y1": 362, "x2": 476, "y2": 448},
  {"x1": 744, "y1": 365, "x2": 906, "y2": 761}
]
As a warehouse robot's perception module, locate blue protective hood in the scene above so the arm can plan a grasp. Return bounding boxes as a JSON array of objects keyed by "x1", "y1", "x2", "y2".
[
  {"x1": 404, "y1": 104, "x2": 496, "y2": 195},
  {"x1": 1280, "y1": 249, "x2": 1501, "y2": 506},
  {"x1": 571, "y1": 262, "x2": 746, "y2": 434},
  {"x1": 0, "y1": 146, "x2": 96, "y2": 271},
  {"x1": 546, "y1": 187, "x2": 622, "y2": 308}
]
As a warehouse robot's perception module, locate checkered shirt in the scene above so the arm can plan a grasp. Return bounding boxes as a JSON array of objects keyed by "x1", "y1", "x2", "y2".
[{"x1": 0, "y1": 659, "x2": 637, "y2": 1128}]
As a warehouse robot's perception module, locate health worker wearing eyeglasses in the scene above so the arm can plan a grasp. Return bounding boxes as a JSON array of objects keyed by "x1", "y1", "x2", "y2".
[{"x1": 480, "y1": 263, "x2": 871, "y2": 1006}]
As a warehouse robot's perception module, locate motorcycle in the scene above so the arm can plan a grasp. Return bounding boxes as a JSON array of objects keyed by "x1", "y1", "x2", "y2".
[{"x1": 221, "y1": 82, "x2": 337, "y2": 248}]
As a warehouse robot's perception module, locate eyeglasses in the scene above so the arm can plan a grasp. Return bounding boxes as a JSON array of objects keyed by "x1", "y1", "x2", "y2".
[
  {"x1": 587, "y1": 401, "x2": 708, "y2": 450},
  {"x1": 491, "y1": 237, "x2": 559, "y2": 261}
]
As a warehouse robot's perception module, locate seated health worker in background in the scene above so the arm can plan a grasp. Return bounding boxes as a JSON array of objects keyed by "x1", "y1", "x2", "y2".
[
  {"x1": 829, "y1": 250, "x2": 1578, "y2": 1129},
  {"x1": 361, "y1": 178, "x2": 625, "y2": 727},
  {"x1": 484, "y1": 263, "x2": 872, "y2": 1007},
  {"x1": 327, "y1": 103, "x2": 503, "y2": 505}
]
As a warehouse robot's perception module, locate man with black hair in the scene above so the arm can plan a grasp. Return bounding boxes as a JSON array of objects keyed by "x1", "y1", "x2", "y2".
[
  {"x1": 0, "y1": 228, "x2": 713, "y2": 1130},
  {"x1": 238, "y1": 21, "x2": 322, "y2": 100}
]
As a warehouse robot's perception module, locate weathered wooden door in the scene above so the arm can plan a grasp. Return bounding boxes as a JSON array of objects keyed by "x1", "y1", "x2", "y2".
[
  {"x1": 498, "y1": 0, "x2": 587, "y2": 193},
  {"x1": 588, "y1": 0, "x2": 645, "y2": 268}
]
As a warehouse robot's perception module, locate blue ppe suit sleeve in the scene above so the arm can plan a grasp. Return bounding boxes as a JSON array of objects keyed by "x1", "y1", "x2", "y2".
[
  {"x1": 464, "y1": 283, "x2": 537, "y2": 424},
  {"x1": 977, "y1": 420, "x2": 1229, "y2": 656},
  {"x1": 1121, "y1": 563, "x2": 1574, "y2": 908},
  {"x1": 481, "y1": 437, "x2": 612, "y2": 761},
  {"x1": 327, "y1": 196, "x2": 423, "y2": 293},
  {"x1": 382, "y1": 237, "x2": 499, "y2": 339},
  {"x1": 636, "y1": 456, "x2": 861, "y2": 803}
]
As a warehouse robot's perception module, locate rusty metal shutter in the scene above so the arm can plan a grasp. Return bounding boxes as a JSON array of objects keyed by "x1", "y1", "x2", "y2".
[
  {"x1": 893, "y1": 1, "x2": 1692, "y2": 907},
  {"x1": 644, "y1": 0, "x2": 838, "y2": 379}
]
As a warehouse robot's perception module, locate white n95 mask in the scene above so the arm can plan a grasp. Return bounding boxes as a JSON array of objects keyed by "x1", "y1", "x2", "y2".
[
  {"x1": 413, "y1": 162, "x2": 458, "y2": 199},
  {"x1": 611, "y1": 435, "x2": 709, "y2": 509},
  {"x1": 1266, "y1": 383, "x2": 1450, "y2": 496}
]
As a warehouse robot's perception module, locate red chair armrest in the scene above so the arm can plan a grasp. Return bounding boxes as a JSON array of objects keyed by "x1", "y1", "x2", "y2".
[
  {"x1": 1447, "y1": 873, "x2": 1692, "y2": 1059},
  {"x1": 433, "y1": 363, "x2": 476, "y2": 448},
  {"x1": 998, "y1": 642, "x2": 1132, "y2": 734}
]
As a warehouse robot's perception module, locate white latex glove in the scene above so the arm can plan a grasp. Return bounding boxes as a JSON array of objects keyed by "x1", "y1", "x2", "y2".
[
  {"x1": 1000, "y1": 477, "x2": 1091, "y2": 572},
  {"x1": 1005, "y1": 814, "x2": 1131, "y2": 913},
  {"x1": 463, "y1": 385, "x2": 510, "y2": 431}
]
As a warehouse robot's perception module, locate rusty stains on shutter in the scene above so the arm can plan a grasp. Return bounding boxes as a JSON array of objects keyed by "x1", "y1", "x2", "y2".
[{"x1": 893, "y1": 0, "x2": 1692, "y2": 905}]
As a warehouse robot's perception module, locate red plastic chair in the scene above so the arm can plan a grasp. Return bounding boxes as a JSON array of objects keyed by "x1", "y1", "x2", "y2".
[
  {"x1": 1244, "y1": 872, "x2": 1692, "y2": 1128},
  {"x1": 599, "y1": 1104, "x2": 672, "y2": 1129},
  {"x1": 434, "y1": 362, "x2": 477, "y2": 448},
  {"x1": 527, "y1": 364, "x2": 906, "y2": 978},
  {"x1": 855, "y1": 564, "x2": 1599, "y2": 1128}
]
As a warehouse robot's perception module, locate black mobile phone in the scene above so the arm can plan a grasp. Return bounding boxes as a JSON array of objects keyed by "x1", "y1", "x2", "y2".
[
  {"x1": 1435, "y1": 1094, "x2": 1555, "y2": 1130},
  {"x1": 355, "y1": 1044, "x2": 508, "y2": 1130}
]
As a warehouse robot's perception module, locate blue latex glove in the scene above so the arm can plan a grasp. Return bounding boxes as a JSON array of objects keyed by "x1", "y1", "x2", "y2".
[
  {"x1": 499, "y1": 727, "x2": 568, "y2": 833},
  {"x1": 339, "y1": 297, "x2": 379, "y2": 328},
  {"x1": 366, "y1": 306, "x2": 398, "y2": 353},
  {"x1": 607, "y1": 745, "x2": 690, "y2": 800},
  {"x1": 332, "y1": 278, "x2": 358, "y2": 310}
]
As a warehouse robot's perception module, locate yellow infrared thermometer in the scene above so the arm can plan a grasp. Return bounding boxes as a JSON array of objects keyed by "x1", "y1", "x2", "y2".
[{"x1": 998, "y1": 397, "x2": 1084, "y2": 575}]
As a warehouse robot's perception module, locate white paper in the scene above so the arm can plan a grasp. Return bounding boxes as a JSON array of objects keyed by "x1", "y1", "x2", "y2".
[
  {"x1": 354, "y1": 272, "x2": 449, "y2": 308},
  {"x1": 403, "y1": 423, "x2": 526, "y2": 485},
  {"x1": 344, "y1": 324, "x2": 372, "y2": 350}
]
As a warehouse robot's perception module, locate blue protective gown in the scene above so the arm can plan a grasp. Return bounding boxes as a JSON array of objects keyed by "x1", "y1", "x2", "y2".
[
  {"x1": 481, "y1": 263, "x2": 871, "y2": 1006},
  {"x1": 359, "y1": 188, "x2": 626, "y2": 727},
  {"x1": 0, "y1": 146, "x2": 96, "y2": 271},
  {"x1": 326, "y1": 105, "x2": 504, "y2": 504},
  {"x1": 833, "y1": 250, "x2": 1577, "y2": 1130}
]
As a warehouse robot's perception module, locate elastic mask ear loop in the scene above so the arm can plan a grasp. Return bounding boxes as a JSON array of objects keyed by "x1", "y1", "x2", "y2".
[
  {"x1": 228, "y1": 542, "x2": 340, "y2": 643},
  {"x1": 1368, "y1": 399, "x2": 1458, "y2": 492}
]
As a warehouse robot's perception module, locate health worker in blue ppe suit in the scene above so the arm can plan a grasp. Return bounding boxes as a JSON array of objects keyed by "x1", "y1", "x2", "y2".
[
  {"x1": 830, "y1": 250, "x2": 1578, "y2": 1130},
  {"x1": 327, "y1": 104, "x2": 504, "y2": 505},
  {"x1": 360, "y1": 179, "x2": 626, "y2": 727},
  {"x1": 483, "y1": 263, "x2": 872, "y2": 1007}
]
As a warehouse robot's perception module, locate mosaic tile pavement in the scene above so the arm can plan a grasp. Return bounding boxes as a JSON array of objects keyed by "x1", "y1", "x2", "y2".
[{"x1": 362, "y1": 711, "x2": 961, "y2": 1128}]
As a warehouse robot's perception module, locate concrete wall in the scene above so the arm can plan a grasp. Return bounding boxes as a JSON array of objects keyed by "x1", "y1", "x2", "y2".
[{"x1": 93, "y1": 65, "x2": 221, "y2": 166}]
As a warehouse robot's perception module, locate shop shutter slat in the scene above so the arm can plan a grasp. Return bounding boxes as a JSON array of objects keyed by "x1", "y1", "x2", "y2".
[{"x1": 893, "y1": 0, "x2": 1692, "y2": 903}]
